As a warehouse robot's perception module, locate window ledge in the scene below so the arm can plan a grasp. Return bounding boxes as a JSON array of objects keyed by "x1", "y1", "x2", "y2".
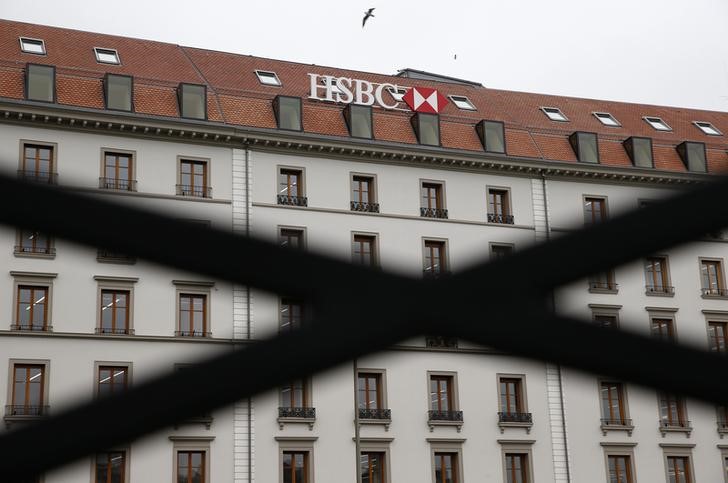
[
  {"x1": 600, "y1": 423, "x2": 634, "y2": 436},
  {"x1": 13, "y1": 251, "x2": 55, "y2": 259},
  {"x1": 718, "y1": 425, "x2": 728, "y2": 438},
  {"x1": 277, "y1": 417, "x2": 316, "y2": 431},
  {"x1": 173, "y1": 415, "x2": 213, "y2": 430},
  {"x1": 498, "y1": 421, "x2": 533, "y2": 434},
  {"x1": 701, "y1": 294, "x2": 728, "y2": 300},
  {"x1": 96, "y1": 255, "x2": 137, "y2": 265},
  {"x1": 645, "y1": 291, "x2": 674, "y2": 298},
  {"x1": 427, "y1": 420, "x2": 463, "y2": 433},
  {"x1": 589, "y1": 288, "x2": 619, "y2": 295},
  {"x1": 10, "y1": 325, "x2": 53, "y2": 332},
  {"x1": 358, "y1": 417, "x2": 392, "y2": 431},
  {"x1": 659, "y1": 425, "x2": 692, "y2": 437}
]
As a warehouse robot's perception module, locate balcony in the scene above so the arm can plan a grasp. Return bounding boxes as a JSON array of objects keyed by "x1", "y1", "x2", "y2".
[
  {"x1": 176, "y1": 184, "x2": 212, "y2": 198},
  {"x1": 4, "y1": 405, "x2": 50, "y2": 427},
  {"x1": 701, "y1": 287, "x2": 728, "y2": 298},
  {"x1": 350, "y1": 201, "x2": 379, "y2": 213},
  {"x1": 588, "y1": 281, "x2": 619, "y2": 293},
  {"x1": 277, "y1": 194, "x2": 307, "y2": 207},
  {"x1": 99, "y1": 177, "x2": 137, "y2": 192},
  {"x1": 423, "y1": 269, "x2": 451, "y2": 280},
  {"x1": 718, "y1": 419, "x2": 728, "y2": 437},
  {"x1": 95, "y1": 327, "x2": 134, "y2": 335},
  {"x1": 17, "y1": 170, "x2": 57, "y2": 184},
  {"x1": 358, "y1": 408, "x2": 392, "y2": 430},
  {"x1": 659, "y1": 419, "x2": 692, "y2": 437},
  {"x1": 278, "y1": 406, "x2": 316, "y2": 430},
  {"x1": 488, "y1": 213, "x2": 514, "y2": 225},
  {"x1": 175, "y1": 330, "x2": 211, "y2": 338},
  {"x1": 10, "y1": 324, "x2": 52, "y2": 332},
  {"x1": 498, "y1": 411, "x2": 533, "y2": 433},
  {"x1": 645, "y1": 284, "x2": 674, "y2": 296},
  {"x1": 97, "y1": 249, "x2": 136, "y2": 264},
  {"x1": 428, "y1": 410, "x2": 463, "y2": 432},
  {"x1": 600, "y1": 417, "x2": 634, "y2": 436},
  {"x1": 426, "y1": 336, "x2": 458, "y2": 349},
  {"x1": 14, "y1": 245, "x2": 55, "y2": 257},
  {"x1": 420, "y1": 207, "x2": 448, "y2": 219}
]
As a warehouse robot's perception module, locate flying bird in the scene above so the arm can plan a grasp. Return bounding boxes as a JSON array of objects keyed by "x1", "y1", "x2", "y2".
[{"x1": 362, "y1": 8, "x2": 375, "y2": 28}]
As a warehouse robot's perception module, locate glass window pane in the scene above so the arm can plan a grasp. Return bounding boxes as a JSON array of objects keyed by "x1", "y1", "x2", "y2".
[
  {"x1": 578, "y1": 133, "x2": 599, "y2": 163},
  {"x1": 107, "y1": 75, "x2": 132, "y2": 111},
  {"x1": 686, "y1": 142, "x2": 707, "y2": 172},
  {"x1": 417, "y1": 114, "x2": 439, "y2": 146},
  {"x1": 181, "y1": 84, "x2": 206, "y2": 119},
  {"x1": 349, "y1": 105, "x2": 372, "y2": 138},
  {"x1": 632, "y1": 138, "x2": 653, "y2": 167},
  {"x1": 27, "y1": 64, "x2": 54, "y2": 102},
  {"x1": 278, "y1": 97, "x2": 302, "y2": 130},
  {"x1": 483, "y1": 120, "x2": 505, "y2": 153}
]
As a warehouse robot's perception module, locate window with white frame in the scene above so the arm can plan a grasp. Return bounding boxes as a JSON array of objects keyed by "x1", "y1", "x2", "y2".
[
  {"x1": 644, "y1": 116, "x2": 671, "y2": 131},
  {"x1": 593, "y1": 112, "x2": 620, "y2": 126},
  {"x1": 255, "y1": 70, "x2": 282, "y2": 86},
  {"x1": 449, "y1": 95, "x2": 476, "y2": 110},
  {"x1": 694, "y1": 121, "x2": 722, "y2": 136},
  {"x1": 541, "y1": 107, "x2": 568, "y2": 122},
  {"x1": 19, "y1": 37, "x2": 46, "y2": 55},
  {"x1": 94, "y1": 47, "x2": 120, "y2": 65}
]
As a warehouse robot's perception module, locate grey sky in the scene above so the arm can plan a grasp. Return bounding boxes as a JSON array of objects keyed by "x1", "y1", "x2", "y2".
[{"x1": 3, "y1": 0, "x2": 728, "y2": 112}]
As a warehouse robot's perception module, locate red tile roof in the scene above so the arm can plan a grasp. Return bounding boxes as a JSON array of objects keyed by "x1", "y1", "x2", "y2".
[{"x1": 1, "y1": 18, "x2": 727, "y2": 174}]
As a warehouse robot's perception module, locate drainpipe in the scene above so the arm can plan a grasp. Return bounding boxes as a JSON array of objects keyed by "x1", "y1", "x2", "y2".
[
  {"x1": 246, "y1": 146, "x2": 253, "y2": 483},
  {"x1": 353, "y1": 359, "x2": 362, "y2": 483}
]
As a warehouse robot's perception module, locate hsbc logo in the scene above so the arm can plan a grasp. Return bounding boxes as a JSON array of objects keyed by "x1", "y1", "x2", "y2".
[{"x1": 403, "y1": 87, "x2": 448, "y2": 114}]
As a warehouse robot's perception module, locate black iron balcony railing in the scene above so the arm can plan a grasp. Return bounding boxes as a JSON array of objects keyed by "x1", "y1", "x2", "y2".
[
  {"x1": 646, "y1": 284, "x2": 675, "y2": 295},
  {"x1": 278, "y1": 407, "x2": 316, "y2": 419},
  {"x1": 702, "y1": 287, "x2": 728, "y2": 297},
  {"x1": 428, "y1": 410, "x2": 463, "y2": 422},
  {"x1": 10, "y1": 324, "x2": 51, "y2": 332},
  {"x1": 717, "y1": 420, "x2": 728, "y2": 431},
  {"x1": 589, "y1": 281, "x2": 619, "y2": 291},
  {"x1": 17, "y1": 170, "x2": 57, "y2": 184},
  {"x1": 420, "y1": 207, "x2": 448, "y2": 219},
  {"x1": 175, "y1": 330, "x2": 211, "y2": 338},
  {"x1": 5, "y1": 405, "x2": 49, "y2": 417},
  {"x1": 99, "y1": 177, "x2": 137, "y2": 191},
  {"x1": 358, "y1": 408, "x2": 391, "y2": 420},
  {"x1": 97, "y1": 249, "x2": 136, "y2": 263},
  {"x1": 176, "y1": 184, "x2": 212, "y2": 198},
  {"x1": 601, "y1": 417, "x2": 633, "y2": 427},
  {"x1": 660, "y1": 419, "x2": 691, "y2": 429},
  {"x1": 499, "y1": 411, "x2": 533, "y2": 424},
  {"x1": 426, "y1": 336, "x2": 458, "y2": 349},
  {"x1": 423, "y1": 269, "x2": 451, "y2": 280},
  {"x1": 350, "y1": 201, "x2": 380, "y2": 213},
  {"x1": 95, "y1": 327, "x2": 134, "y2": 335},
  {"x1": 14, "y1": 245, "x2": 55, "y2": 255},
  {"x1": 488, "y1": 213, "x2": 515, "y2": 224},
  {"x1": 277, "y1": 194, "x2": 308, "y2": 206}
]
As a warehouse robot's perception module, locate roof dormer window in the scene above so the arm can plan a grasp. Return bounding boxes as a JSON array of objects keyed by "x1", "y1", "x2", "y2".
[
  {"x1": 593, "y1": 112, "x2": 620, "y2": 127},
  {"x1": 644, "y1": 116, "x2": 671, "y2": 132},
  {"x1": 387, "y1": 86, "x2": 407, "y2": 102},
  {"x1": 255, "y1": 70, "x2": 282, "y2": 87},
  {"x1": 694, "y1": 121, "x2": 722, "y2": 136},
  {"x1": 19, "y1": 37, "x2": 46, "y2": 55},
  {"x1": 541, "y1": 107, "x2": 568, "y2": 122},
  {"x1": 94, "y1": 47, "x2": 120, "y2": 65},
  {"x1": 449, "y1": 95, "x2": 476, "y2": 111}
]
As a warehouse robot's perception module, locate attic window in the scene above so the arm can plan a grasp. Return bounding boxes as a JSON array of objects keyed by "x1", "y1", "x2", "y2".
[
  {"x1": 255, "y1": 70, "x2": 281, "y2": 87},
  {"x1": 694, "y1": 121, "x2": 722, "y2": 136},
  {"x1": 94, "y1": 48, "x2": 120, "y2": 65},
  {"x1": 541, "y1": 107, "x2": 568, "y2": 122},
  {"x1": 19, "y1": 37, "x2": 46, "y2": 55},
  {"x1": 387, "y1": 87, "x2": 407, "y2": 102},
  {"x1": 644, "y1": 116, "x2": 671, "y2": 131},
  {"x1": 676, "y1": 141, "x2": 707, "y2": 172},
  {"x1": 569, "y1": 131, "x2": 599, "y2": 164},
  {"x1": 178, "y1": 83, "x2": 207, "y2": 120},
  {"x1": 593, "y1": 112, "x2": 620, "y2": 127},
  {"x1": 449, "y1": 95, "x2": 476, "y2": 111}
]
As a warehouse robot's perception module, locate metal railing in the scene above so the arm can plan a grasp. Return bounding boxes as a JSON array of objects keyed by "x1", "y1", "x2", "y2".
[
  {"x1": 701, "y1": 287, "x2": 728, "y2": 297},
  {"x1": 14, "y1": 245, "x2": 55, "y2": 255},
  {"x1": 99, "y1": 177, "x2": 137, "y2": 191},
  {"x1": 95, "y1": 327, "x2": 134, "y2": 335},
  {"x1": 176, "y1": 184, "x2": 212, "y2": 198},
  {"x1": 428, "y1": 410, "x2": 463, "y2": 422},
  {"x1": 659, "y1": 419, "x2": 691, "y2": 429},
  {"x1": 358, "y1": 408, "x2": 391, "y2": 420},
  {"x1": 426, "y1": 336, "x2": 458, "y2": 348},
  {"x1": 350, "y1": 201, "x2": 379, "y2": 213},
  {"x1": 645, "y1": 284, "x2": 674, "y2": 294},
  {"x1": 589, "y1": 281, "x2": 619, "y2": 291},
  {"x1": 5, "y1": 405, "x2": 49, "y2": 417},
  {"x1": 17, "y1": 170, "x2": 57, "y2": 184},
  {"x1": 277, "y1": 194, "x2": 307, "y2": 206},
  {"x1": 420, "y1": 207, "x2": 448, "y2": 219},
  {"x1": 175, "y1": 330, "x2": 211, "y2": 337},
  {"x1": 487, "y1": 213, "x2": 514, "y2": 224},
  {"x1": 600, "y1": 417, "x2": 633, "y2": 426},
  {"x1": 498, "y1": 411, "x2": 533, "y2": 423},
  {"x1": 10, "y1": 324, "x2": 51, "y2": 332},
  {"x1": 278, "y1": 407, "x2": 316, "y2": 419}
]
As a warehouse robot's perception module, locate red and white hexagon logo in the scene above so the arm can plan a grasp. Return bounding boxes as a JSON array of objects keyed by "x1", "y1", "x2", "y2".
[{"x1": 402, "y1": 87, "x2": 448, "y2": 114}]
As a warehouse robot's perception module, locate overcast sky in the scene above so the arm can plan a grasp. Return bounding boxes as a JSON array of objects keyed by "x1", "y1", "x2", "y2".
[{"x1": 3, "y1": 0, "x2": 728, "y2": 112}]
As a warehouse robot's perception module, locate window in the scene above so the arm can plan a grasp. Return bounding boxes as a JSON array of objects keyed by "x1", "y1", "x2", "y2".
[
  {"x1": 593, "y1": 315, "x2": 618, "y2": 329},
  {"x1": 282, "y1": 451, "x2": 308, "y2": 483},
  {"x1": 352, "y1": 234, "x2": 377, "y2": 267},
  {"x1": 491, "y1": 244, "x2": 513, "y2": 260},
  {"x1": 584, "y1": 197, "x2": 607, "y2": 225},
  {"x1": 569, "y1": 131, "x2": 599, "y2": 164},
  {"x1": 94, "y1": 47, "x2": 120, "y2": 65},
  {"x1": 101, "y1": 151, "x2": 135, "y2": 191},
  {"x1": 606, "y1": 454, "x2": 633, "y2": 483},
  {"x1": 434, "y1": 453, "x2": 459, "y2": 483},
  {"x1": 274, "y1": 95, "x2": 302, "y2": 131},
  {"x1": 99, "y1": 290, "x2": 131, "y2": 335},
  {"x1": 659, "y1": 393, "x2": 689, "y2": 429},
  {"x1": 278, "y1": 167, "x2": 306, "y2": 206},
  {"x1": 498, "y1": 376, "x2": 531, "y2": 428},
  {"x1": 589, "y1": 271, "x2": 617, "y2": 292},
  {"x1": 476, "y1": 120, "x2": 506, "y2": 154},
  {"x1": 593, "y1": 112, "x2": 620, "y2": 127},
  {"x1": 719, "y1": 405, "x2": 728, "y2": 432},
  {"x1": 623, "y1": 137, "x2": 654, "y2": 168},
  {"x1": 694, "y1": 121, "x2": 722, "y2": 136},
  {"x1": 387, "y1": 86, "x2": 407, "y2": 102},
  {"x1": 9, "y1": 364, "x2": 46, "y2": 416},
  {"x1": 651, "y1": 318, "x2": 675, "y2": 342},
  {"x1": 351, "y1": 175, "x2": 378, "y2": 212},
  {"x1": 255, "y1": 70, "x2": 281, "y2": 86},
  {"x1": 105, "y1": 74, "x2": 133, "y2": 111},
  {"x1": 420, "y1": 182, "x2": 447, "y2": 218},
  {"x1": 15, "y1": 286, "x2": 49, "y2": 331},
  {"x1": 504, "y1": 453, "x2": 529, "y2": 483},
  {"x1": 19, "y1": 37, "x2": 46, "y2": 55},
  {"x1": 644, "y1": 116, "x2": 672, "y2": 131},
  {"x1": 412, "y1": 113, "x2": 440, "y2": 146},
  {"x1": 178, "y1": 83, "x2": 206, "y2": 120},
  {"x1": 178, "y1": 294, "x2": 208, "y2": 337},
  {"x1": 358, "y1": 372, "x2": 383, "y2": 411},
  {"x1": 600, "y1": 382, "x2": 629, "y2": 426},
  {"x1": 94, "y1": 451, "x2": 126, "y2": 483},
  {"x1": 645, "y1": 256, "x2": 672, "y2": 295},
  {"x1": 676, "y1": 141, "x2": 707, "y2": 173},
  {"x1": 666, "y1": 456, "x2": 692, "y2": 483},
  {"x1": 15, "y1": 229, "x2": 53, "y2": 256},
  {"x1": 429, "y1": 374, "x2": 458, "y2": 418},
  {"x1": 20, "y1": 143, "x2": 55, "y2": 183},
  {"x1": 424, "y1": 240, "x2": 447, "y2": 278},
  {"x1": 448, "y1": 95, "x2": 476, "y2": 110},
  {"x1": 280, "y1": 380, "x2": 307, "y2": 409},
  {"x1": 708, "y1": 321, "x2": 728, "y2": 353},
  {"x1": 279, "y1": 227, "x2": 305, "y2": 249},
  {"x1": 97, "y1": 366, "x2": 129, "y2": 398},
  {"x1": 177, "y1": 451, "x2": 206, "y2": 483},
  {"x1": 178, "y1": 159, "x2": 210, "y2": 198},
  {"x1": 541, "y1": 107, "x2": 568, "y2": 122},
  {"x1": 280, "y1": 298, "x2": 304, "y2": 332},
  {"x1": 488, "y1": 188, "x2": 513, "y2": 224},
  {"x1": 701, "y1": 259, "x2": 726, "y2": 296},
  {"x1": 278, "y1": 379, "x2": 314, "y2": 421},
  {"x1": 345, "y1": 104, "x2": 373, "y2": 139},
  {"x1": 26, "y1": 64, "x2": 55, "y2": 102},
  {"x1": 360, "y1": 452, "x2": 386, "y2": 483}
]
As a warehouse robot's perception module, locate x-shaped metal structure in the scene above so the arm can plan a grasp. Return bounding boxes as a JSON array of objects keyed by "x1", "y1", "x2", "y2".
[{"x1": 0, "y1": 173, "x2": 727, "y2": 481}]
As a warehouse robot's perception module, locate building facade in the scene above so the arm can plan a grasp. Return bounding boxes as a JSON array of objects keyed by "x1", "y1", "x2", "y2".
[{"x1": 1, "y1": 18, "x2": 728, "y2": 483}]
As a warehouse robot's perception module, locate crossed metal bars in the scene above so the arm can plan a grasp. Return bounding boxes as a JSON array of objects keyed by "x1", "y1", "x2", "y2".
[{"x1": 0, "y1": 173, "x2": 728, "y2": 481}]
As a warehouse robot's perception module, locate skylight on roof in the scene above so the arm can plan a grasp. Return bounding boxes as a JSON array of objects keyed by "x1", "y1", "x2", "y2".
[
  {"x1": 387, "y1": 86, "x2": 407, "y2": 102},
  {"x1": 694, "y1": 121, "x2": 722, "y2": 136},
  {"x1": 255, "y1": 70, "x2": 281, "y2": 86},
  {"x1": 644, "y1": 116, "x2": 671, "y2": 131},
  {"x1": 449, "y1": 95, "x2": 476, "y2": 111},
  {"x1": 19, "y1": 37, "x2": 46, "y2": 55},
  {"x1": 593, "y1": 112, "x2": 620, "y2": 127},
  {"x1": 94, "y1": 47, "x2": 120, "y2": 65},
  {"x1": 541, "y1": 107, "x2": 568, "y2": 122}
]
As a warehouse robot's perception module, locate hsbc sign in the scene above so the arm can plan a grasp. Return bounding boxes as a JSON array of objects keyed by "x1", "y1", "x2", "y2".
[{"x1": 307, "y1": 73, "x2": 448, "y2": 114}]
